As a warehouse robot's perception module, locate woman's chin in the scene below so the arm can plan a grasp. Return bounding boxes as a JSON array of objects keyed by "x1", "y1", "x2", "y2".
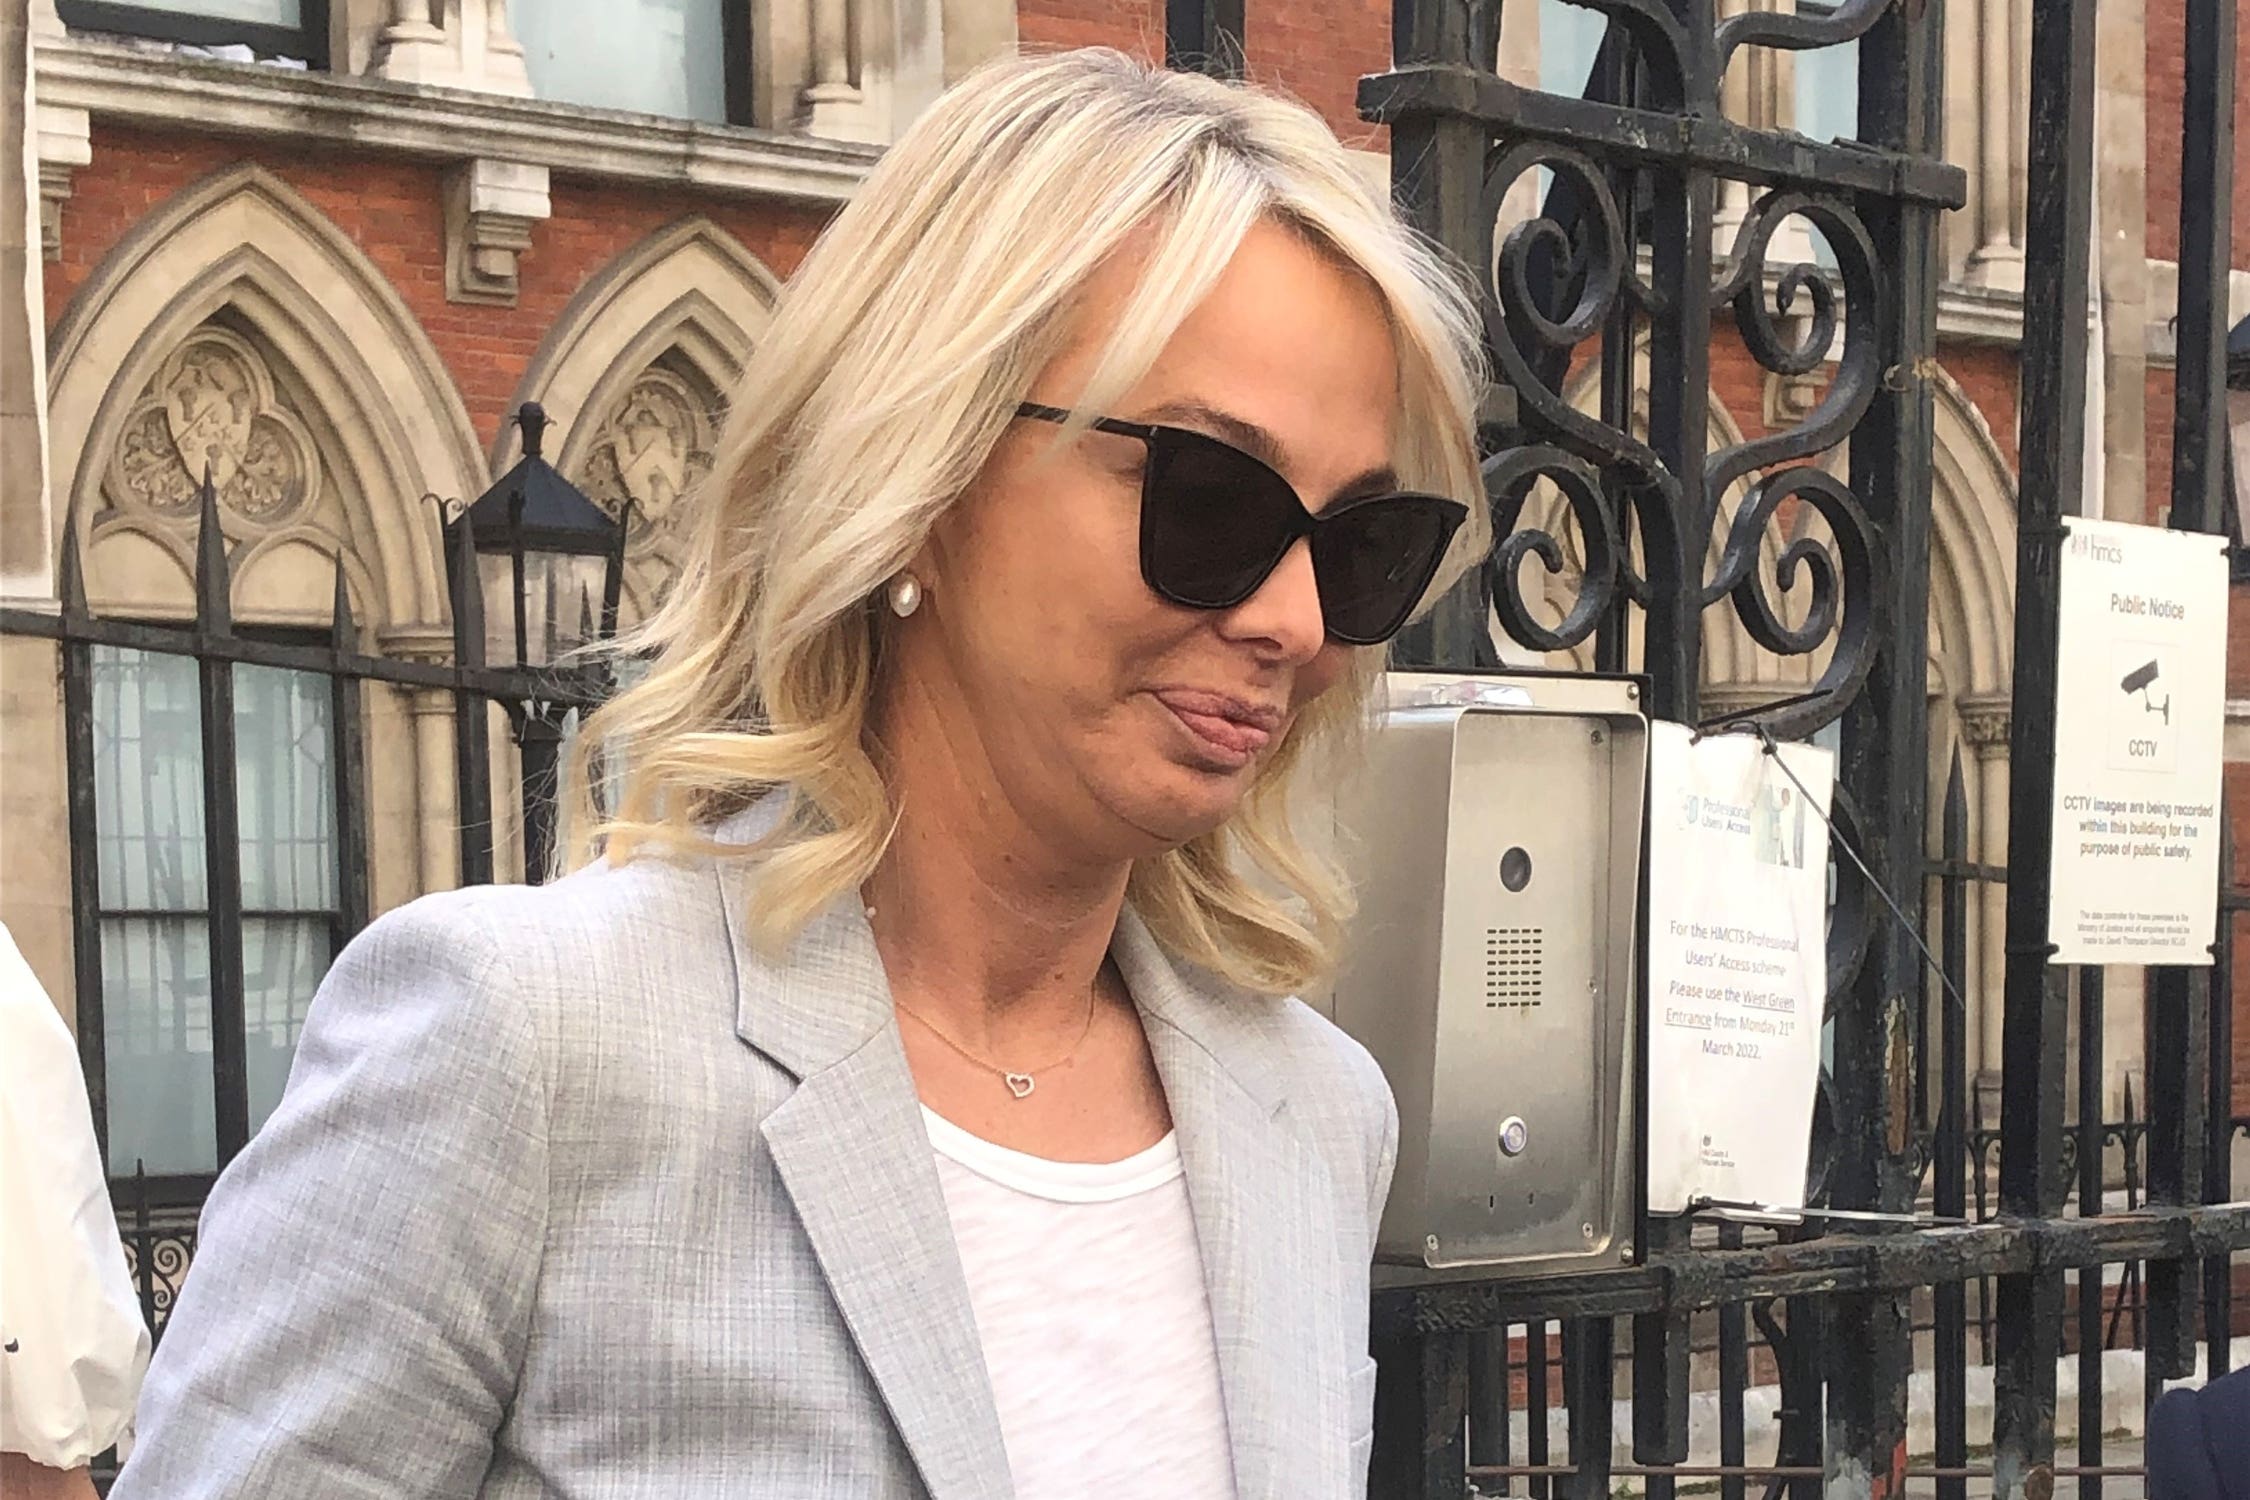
[{"x1": 1108, "y1": 764, "x2": 1258, "y2": 850}]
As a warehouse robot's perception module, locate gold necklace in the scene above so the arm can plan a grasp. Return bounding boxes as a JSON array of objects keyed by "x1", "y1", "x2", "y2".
[{"x1": 891, "y1": 988, "x2": 1098, "y2": 1100}]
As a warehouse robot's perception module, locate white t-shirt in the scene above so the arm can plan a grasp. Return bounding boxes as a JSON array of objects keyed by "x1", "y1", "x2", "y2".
[{"x1": 922, "y1": 1107, "x2": 1238, "y2": 1499}]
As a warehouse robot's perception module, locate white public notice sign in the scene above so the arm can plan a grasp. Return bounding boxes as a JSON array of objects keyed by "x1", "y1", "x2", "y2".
[
  {"x1": 2048, "y1": 516, "x2": 2229, "y2": 966},
  {"x1": 1645, "y1": 722, "x2": 1833, "y2": 1216}
]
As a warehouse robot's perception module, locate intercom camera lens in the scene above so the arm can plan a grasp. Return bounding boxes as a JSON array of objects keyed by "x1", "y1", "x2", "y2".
[{"x1": 1499, "y1": 846, "x2": 1532, "y2": 892}]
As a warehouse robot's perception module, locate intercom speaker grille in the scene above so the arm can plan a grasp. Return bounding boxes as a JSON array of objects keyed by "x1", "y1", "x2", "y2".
[{"x1": 1484, "y1": 926, "x2": 1544, "y2": 1010}]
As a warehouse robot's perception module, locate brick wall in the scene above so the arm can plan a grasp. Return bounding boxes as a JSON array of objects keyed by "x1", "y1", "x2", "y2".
[
  {"x1": 1014, "y1": 2, "x2": 1389, "y2": 149},
  {"x1": 2143, "y1": 0, "x2": 2250, "y2": 268},
  {"x1": 1016, "y1": 0, "x2": 1163, "y2": 60},
  {"x1": 46, "y1": 125, "x2": 832, "y2": 451},
  {"x1": 1938, "y1": 345, "x2": 2022, "y2": 477},
  {"x1": 1245, "y1": 0, "x2": 1390, "y2": 151}
]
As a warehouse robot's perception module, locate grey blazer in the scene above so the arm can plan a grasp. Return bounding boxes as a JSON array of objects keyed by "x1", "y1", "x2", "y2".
[{"x1": 112, "y1": 830, "x2": 1399, "y2": 1500}]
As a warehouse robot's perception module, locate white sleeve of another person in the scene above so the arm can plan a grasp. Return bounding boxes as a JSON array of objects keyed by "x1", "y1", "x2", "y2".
[{"x1": 0, "y1": 922, "x2": 152, "y2": 1469}]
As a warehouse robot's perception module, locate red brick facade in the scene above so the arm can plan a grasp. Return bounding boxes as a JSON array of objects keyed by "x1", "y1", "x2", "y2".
[
  {"x1": 2143, "y1": 0, "x2": 2250, "y2": 268},
  {"x1": 1015, "y1": 0, "x2": 1164, "y2": 60},
  {"x1": 47, "y1": 125, "x2": 831, "y2": 453},
  {"x1": 1246, "y1": 0, "x2": 1391, "y2": 151}
]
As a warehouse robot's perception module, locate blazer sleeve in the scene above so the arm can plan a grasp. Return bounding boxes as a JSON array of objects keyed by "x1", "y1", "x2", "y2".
[
  {"x1": 110, "y1": 895, "x2": 549, "y2": 1500},
  {"x1": 1366, "y1": 1066, "x2": 1400, "y2": 1239}
]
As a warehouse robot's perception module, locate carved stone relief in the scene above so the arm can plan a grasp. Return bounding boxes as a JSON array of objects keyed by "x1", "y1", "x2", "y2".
[
  {"x1": 103, "y1": 323, "x2": 322, "y2": 528},
  {"x1": 577, "y1": 357, "x2": 721, "y2": 554}
]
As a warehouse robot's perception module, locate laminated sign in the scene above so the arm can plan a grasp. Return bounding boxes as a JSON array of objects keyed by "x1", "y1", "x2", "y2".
[
  {"x1": 2048, "y1": 517, "x2": 2229, "y2": 966},
  {"x1": 1645, "y1": 722, "x2": 1832, "y2": 1217}
]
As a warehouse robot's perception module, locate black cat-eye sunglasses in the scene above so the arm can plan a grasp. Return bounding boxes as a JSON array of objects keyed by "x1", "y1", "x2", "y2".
[{"x1": 1014, "y1": 402, "x2": 1466, "y2": 646}]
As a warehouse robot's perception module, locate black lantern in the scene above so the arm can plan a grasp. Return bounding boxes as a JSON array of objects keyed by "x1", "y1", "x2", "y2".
[
  {"x1": 444, "y1": 402, "x2": 624, "y2": 670},
  {"x1": 2228, "y1": 314, "x2": 2250, "y2": 580},
  {"x1": 434, "y1": 402, "x2": 628, "y2": 886}
]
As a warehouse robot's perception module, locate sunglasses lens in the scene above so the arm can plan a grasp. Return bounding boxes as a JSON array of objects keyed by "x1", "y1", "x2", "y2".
[
  {"x1": 1311, "y1": 497, "x2": 1467, "y2": 644},
  {"x1": 1139, "y1": 431, "x2": 1301, "y2": 609}
]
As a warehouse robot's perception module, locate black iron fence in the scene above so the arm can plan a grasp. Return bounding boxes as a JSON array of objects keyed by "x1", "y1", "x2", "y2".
[
  {"x1": 1363, "y1": 0, "x2": 2246, "y2": 1494},
  {"x1": 2, "y1": 484, "x2": 615, "y2": 1487},
  {"x1": 1426, "y1": 747, "x2": 2250, "y2": 1500},
  {"x1": 0, "y1": 483, "x2": 612, "y2": 1203}
]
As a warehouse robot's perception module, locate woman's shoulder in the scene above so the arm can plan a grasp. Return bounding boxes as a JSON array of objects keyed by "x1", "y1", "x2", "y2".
[
  {"x1": 336, "y1": 852, "x2": 732, "y2": 1016},
  {"x1": 1251, "y1": 995, "x2": 1399, "y2": 1231},
  {"x1": 1250, "y1": 994, "x2": 1395, "y2": 1123},
  {"x1": 387, "y1": 846, "x2": 721, "y2": 933}
]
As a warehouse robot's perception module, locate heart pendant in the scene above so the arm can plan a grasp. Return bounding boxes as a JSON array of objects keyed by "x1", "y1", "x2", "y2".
[{"x1": 1004, "y1": 1072, "x2": 1035, "y2": 1099}]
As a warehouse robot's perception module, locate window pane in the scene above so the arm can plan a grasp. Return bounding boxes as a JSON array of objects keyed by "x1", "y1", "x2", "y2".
[
  {"x1": 1794, "y1": 41, "x2": 1858, "y2": 268},
  {"x1": 117, "y1": 0, "x2": 301, "y2": 23},
  {"x1": 513, "y1": 0, "x2": 729, "y2": 123},
  {"x1": 94, "y1": 647, "x2": 207, "y2": 912},
  {"x1": 1538, "y1": 0, "x2": 1608, "y2": 96},
  {"x1": 101, "y1": 917, "x2": 217, "y2": 1177},
  {"x1": 235, "y1": 664, "x2": 338, "y2": 911},
  {"x1": 1795, "y1": 40, "x2": 1860, "y2": 143},
  {"x1": 243, "y1": 915, "x2": 330, "y2": 1135}
]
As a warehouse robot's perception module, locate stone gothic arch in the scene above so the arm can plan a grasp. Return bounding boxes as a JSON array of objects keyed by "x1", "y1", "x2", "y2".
[
  {"x1": 505, "y1": 217, "x2": 783, "y2": 623},
  {"x1": 45, "y1": 163, "x2": 482, "y2": 633}
]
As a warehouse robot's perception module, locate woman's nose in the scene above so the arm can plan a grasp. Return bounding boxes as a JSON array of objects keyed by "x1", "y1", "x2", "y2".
[{"x1": 1216, "y1": 538, "x2": 1326, "y2": 664}]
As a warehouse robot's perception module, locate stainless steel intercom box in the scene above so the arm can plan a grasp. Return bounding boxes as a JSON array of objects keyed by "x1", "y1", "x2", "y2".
[{"x1": 1324, "y1": 672, "x2": 1647, "y2": 1273}]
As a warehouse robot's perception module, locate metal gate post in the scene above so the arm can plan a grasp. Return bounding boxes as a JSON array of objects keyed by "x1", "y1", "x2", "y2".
[
  {"x1": 1994, "y1": 0, "x2": 2098, "y2": 1491},
  {"x1": 1822, "y1": 0, "x2": 1947, "y2": 1490},
  {"x1": 2145, "y1": 0, "x2": 2237, "y2": 1383}
]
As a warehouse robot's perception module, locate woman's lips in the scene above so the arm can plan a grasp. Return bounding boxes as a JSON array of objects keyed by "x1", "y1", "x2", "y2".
[{"x1": 1152, "y1": 690, "x2": 1283, "y2": 768}]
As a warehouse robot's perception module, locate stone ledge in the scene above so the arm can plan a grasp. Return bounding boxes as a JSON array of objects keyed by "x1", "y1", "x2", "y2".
[
  {"x1": 33, "y1": 36, "x2": 881, "y2": 206},
  {"x1": 1935, "y1": 283, "x2": 2024, "y2": 347}
]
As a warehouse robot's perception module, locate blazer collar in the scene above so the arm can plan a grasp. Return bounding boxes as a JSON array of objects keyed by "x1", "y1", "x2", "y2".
[
  {"x1": 718, "y1": 842, "x2": 1013, "y2": 1500},
  {"x1": 716, "y1": 834, "x2": 1347, "y2": 1500},
  {"x1": 1112, "y1": 910, "x2": 1345, "y2": 1500}
]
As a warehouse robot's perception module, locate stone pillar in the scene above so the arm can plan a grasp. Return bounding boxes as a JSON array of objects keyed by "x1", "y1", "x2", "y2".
[
  {"x1": 1723, "y1": 0, "x2": 1812, "y2": 267},
  {"x1": 370, "y1": 0, "x2": 531, "y2": 97},
  {"x1": 4, "y1": 0, "x2": 55, "y2": 601},
  {"x1": 27, "y1": 0, "x2": 87, "y2": 266},
  {"x1": 2093, "y1": 0, "x2": 2147, "y2": 525},
  {"x1": 799, "y1": 0, "x2": 879, "y2": 142},
  {"x1": 406, "y1": 683, "x2": 461, "y2": 897},
  {"x1": 1713, "y1": 0, "x2": 1756, "y2": 247},
  {"x1": 1961, "y1": 0, "x2": 2025, "y2": 288},
  {"x1": 1490, "y1": 0, "x2": 1544, "y2": 238},
  {"x1": 1960, "y1": 696, "x2": 2011, "y2": 1113}
]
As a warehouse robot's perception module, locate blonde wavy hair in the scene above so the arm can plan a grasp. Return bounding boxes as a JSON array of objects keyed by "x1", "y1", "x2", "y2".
[{"x1": 564, "y1": 47, "x2": 1488, "y2": 995}]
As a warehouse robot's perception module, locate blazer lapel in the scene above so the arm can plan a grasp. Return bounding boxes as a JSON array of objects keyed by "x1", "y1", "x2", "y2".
[
  {"x1": 717, "y1": 848, "x2": 1014, "y2": 1500},
  {"x1": 1111, "y1": 914, "x2": 1351, "y2": 1500}
]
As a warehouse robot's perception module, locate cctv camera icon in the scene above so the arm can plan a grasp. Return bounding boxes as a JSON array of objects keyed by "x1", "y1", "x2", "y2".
[{"x1": 2120, "y1": 660, "x2": 2170, "y2": 725}]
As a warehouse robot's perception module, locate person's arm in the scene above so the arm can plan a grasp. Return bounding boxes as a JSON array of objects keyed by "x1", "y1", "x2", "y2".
[
  {"x1": 110, "y1": 894, "x2": 550, "y2": 1500},
  {"x1": 0, "y1": 926, "x2": 150, "y2": 1475},
  {"x1": 1, "y1": 1451, "x2": 100, "y2": 1500},
  {"x1": 1366, "y1": 1074, "x2": 1399, "y2": 1239}
]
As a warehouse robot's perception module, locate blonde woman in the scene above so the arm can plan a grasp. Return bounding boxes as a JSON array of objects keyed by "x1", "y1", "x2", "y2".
[{"x1": 114, "y1": 47, "x2": 1487, "y2": 1500}]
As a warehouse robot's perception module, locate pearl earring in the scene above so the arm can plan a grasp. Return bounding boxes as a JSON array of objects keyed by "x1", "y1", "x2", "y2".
[{"x1": 886, "y1": 574, "x2": 923, "y2": 618}]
